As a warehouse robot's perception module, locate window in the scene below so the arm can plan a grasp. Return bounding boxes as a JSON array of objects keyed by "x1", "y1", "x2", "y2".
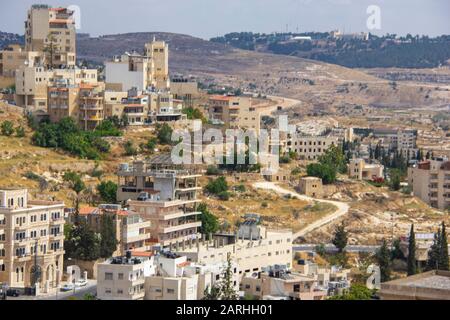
[
  {"x1": 105, "y1": 288, "x2": 112, "y2": 295},
  {"x1": 104, "y1": 273, "x2": 113, "y2": 280},
  {"x1": 118, "y1": 273, "x2": 124, "y2": 280},
  {"x1": 167, "y1": 288, "x2": 175, "y2": 294},
  {"x1": 256, "y1": 286, "x2": 261, "y2": 292},
  {"x1": 117, "y1": 289, "x2": 123, "y2": 294}
]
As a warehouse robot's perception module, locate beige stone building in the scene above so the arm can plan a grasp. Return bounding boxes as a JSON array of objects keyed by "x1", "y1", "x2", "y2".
[
  {"x1": 208, "y1": 95, "x2": 260, "y2": 133},
  {"x1": 145, "y1": 40, "x2": 169, "y2": 90},
  {"x1": 170, "y1": 77, "x2": 199, "y2": 108},
  {"x1": 0, "y1": 189, "x2": 65, "y2": 294},
  {"x1": 118, "y1": 157, "x2": 202, "y2": 247},
  {"x1": 241, "y1": 268, "x2": 328, "y2": 300},
  {"x1": 407, "y1": 157, "x2": 450, "y2": 210},
  {"x1": 74, "y1": 204, "x2": 152, "y2": 257},
  {"x1": 348, "y1": 158, "x2": 384, "y2": 181},
  {"x1": 379, "y1": 270, "x2": 450, "y2": 300},
  {"x1": 175, "y1": 224, "x2": 293, "y2": 280},
  {"x1": 298, "y1": 177, "x2": 323, "y2": 198},
  {"x1": 286, "y1": 134, "x2": 339, "y2": 161},
  {"x1": 25, "y1": 5, "x2": 76, "y2": 68},
  {"x1": 97, "y1": 252, "x2": 155, "y2": 300},
  {"x1": 0, "y1": 45, "x2": 43, "y2": 78}
]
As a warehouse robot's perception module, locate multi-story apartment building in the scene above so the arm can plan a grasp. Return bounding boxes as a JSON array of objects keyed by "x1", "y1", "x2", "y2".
[
  {"x1": 285, "y1": 134, "x2": 339, "y2": 161},
  {"x1": 373, "y1": 128, "x2": 418, "y2": 157},
  {"x1": 170, "y1": 76, "x2": 199, "y2": 108},
  {"x1": 407, "y1": 157, "x2": 450, "y2": 210},
  {"x1": 145, "y1": 252, "x2": 240, "y2": 300},
  {"x1": 0, "y1": 189, "x2": 65, "y2": 295},
  {"x1": 75, "y1": 204, "x2": 152, "y2": 256},
  {"x1": 148, "y1": 91, "x2": 184, "y2": 122},
  {"x1": 118, "y1": 157, "x2": 202, "y2": 247},
  {"x1": 208, "y1": 95, "x2": 260, "y2": 133},
  {"x1": 97, "y1": 252, "x2": 155, "y2": 300},
  {"x1": 25, "y1": 5, "x2": 76, "y2": 68},
  {"x1": 348, "y1": 158, "x2": 384, "y2": 181},
  {"x1": 0, "y1": 44, "x2": 44, "y2": 78},
  {"x1": 175, "y1": 221, "x2": 292, "y2": 280},
  {"x1": 105, "y1": 53, "x2": 151, "y2": 92},
  {"x1": 145, "y1": 40, "x2": 169, "y2": 90}
]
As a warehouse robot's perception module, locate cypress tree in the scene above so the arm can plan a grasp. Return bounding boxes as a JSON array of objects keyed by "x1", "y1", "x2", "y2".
[
  {"x1": 438, "y1": 222, "x2": 449, "y2": 271},
  {"x1": 375, "y1": 239, "x2": 391, "y2": 282},
  {"x1": 332, "y1": 222, "x2": 348, "y2": 253},
  {"x1": 427, "y1": 228, "x2": 441, "y2": 271},
  {"x1": 99, "y1": 214, "x2": 118, "y2": 258},
  {"x1": 220, "y1": 253, "x2": 238, "y2": 300},
  {"x1": 407, "y1": 224, "x2": 417, "y2": 276}
]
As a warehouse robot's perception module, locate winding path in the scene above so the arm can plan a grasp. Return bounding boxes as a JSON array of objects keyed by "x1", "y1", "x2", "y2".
[{"x1": 252, "y1": 181, "x2": 350, "y2": 239}]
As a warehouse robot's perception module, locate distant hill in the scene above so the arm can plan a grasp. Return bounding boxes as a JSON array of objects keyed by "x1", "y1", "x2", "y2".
[
  {"x1": 0, "y1": 31, "x2": 24, "y2": 49},
  {"x1": 211, "y1": 32, "x2": 450, "y2": 69}
]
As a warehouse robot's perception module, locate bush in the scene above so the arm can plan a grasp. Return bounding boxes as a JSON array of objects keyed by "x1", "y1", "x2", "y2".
[
  {"x1": 97, "y1": 181, "x2": 118, "y2": 203},
  {"x1": 206, "y1": 165, "x2": 220, "y2": 176},
  {"x1": 156, "y1": 123, "x2": 173, "y2": 145},
  {"x1": 123, "y1": 140, "x2": 138, "y2": 156},
  {"x1": 205, "y1": 176, "x2": 228, "y2": 195},
  {"x1": 15, "y1": 126, "x2": 25, "y2": 137},
  {"x1": 306, "y1": 163, "x2": 336, "y2": 184},
  {"x1": 218, "y1": 191, "x2": 230, "y2": 201},
  {"x1": 1, "y1": 121, "x2": 14, "y2": 136}
]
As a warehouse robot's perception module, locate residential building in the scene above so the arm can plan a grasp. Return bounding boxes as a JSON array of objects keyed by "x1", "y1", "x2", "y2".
[
  {"x1": 208, "y1": 95, "x2": 260, "y2": 132},
  {"x1": 348, "y1": 158, "x2": 384, "y2": 181},
  {"x1": 175, "y1": 220, "x2": 292, "y2": 280},
  {"x1": 97, "y1": 252, "x2": 155, "y2": 300},
  {"x1": 297, "y1": 177, "x2": 323, "y2": 198},
  {"x1": 148, "y1": 91, "x2": 184, "y2": 122},
  {"x1": 373, "y1": 128, "x2": 417, "y2": 152},
  {"x1": 0, "y1": 189, "x2": 65, "y2": 295},
  {"x1": 119, "y1": 156, "x2": 203, "y2": 247},
  {"x1": 286, "y1": 134, "x2": 339, "y2": 161},
  {"x1": 294, "y1": 260, "x2": 350, "y2": 296},
  {"x1": 407, "y1": 157, "x2": 450, "y2": 210},
  {"x1": 105, "y1": 52, "x2": 150, "y2": 92},
  {"x1": 0, "y1": 44, "x2": 43, "y2": 77},
  {"x1": 170, "y1": 76, "x2": 199, "y2": 108},
  {"x1": 241, "y1": 265, "x2": 328, "y2": 300},
  {"x1": 145, "y1": 40, "x2": 169, "y2": 90},
  {"x1": 25, "y1": 5, "x2": 76, "y2": 68},
  {"x1": 74, "y1": 204, "x2": 152, "y2": 257},
  {"x1": 379, "y1": 270, "x2": 450, "y2": 300}
]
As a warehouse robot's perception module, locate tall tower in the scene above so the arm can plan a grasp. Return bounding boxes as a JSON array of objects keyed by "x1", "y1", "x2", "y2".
[
  {"x1": 145, "y1": 39, "x2": 169, "y2": 90},
  {"x1": 25, "y1": 4, "x2": 76, "y2": 68}
]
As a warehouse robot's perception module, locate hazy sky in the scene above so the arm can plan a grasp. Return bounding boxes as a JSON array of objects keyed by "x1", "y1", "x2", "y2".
[{"x1": 1, "y1": 0, "x2": 449, "y2": 39}]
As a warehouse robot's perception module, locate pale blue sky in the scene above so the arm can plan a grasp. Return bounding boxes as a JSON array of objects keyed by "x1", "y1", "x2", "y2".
[{"x1": 1, "y1": 0, "x2": 448, "y2": 39}]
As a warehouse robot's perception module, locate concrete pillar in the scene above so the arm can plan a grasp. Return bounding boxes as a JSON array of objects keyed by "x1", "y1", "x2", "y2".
[
  {"x1": 182, "y1": 240, "x2": 186, "y2": 250},
  {"x1": 175, "y1": 241, "x2": 179, "y2": 251},
  {"x1": 189, "y1": 237, "x2": 193, "y2": 249},
  {"x1": 83, "y1": 271, "x2": 88, "y2": 280}
]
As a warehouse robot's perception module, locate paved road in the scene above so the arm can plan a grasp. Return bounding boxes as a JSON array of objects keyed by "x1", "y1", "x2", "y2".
[
  {"x1": 5, "y1": 280, "x2": 97, "y2": 300},
  {"x1": 293, "y1": 244, "x2": 380, "y2": 253},
  {"x1": 253, "y1": 181, "x2": 350, "y2": 239},
  {"x1": 257, "y1": 95, "x2": 301, "y2": 116}
]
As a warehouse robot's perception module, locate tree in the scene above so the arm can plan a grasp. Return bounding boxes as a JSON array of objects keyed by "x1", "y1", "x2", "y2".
[
  {"x1": 306, "y1": 163, "x2": 336, "y2": 184},
  {"x1": 389, "y1": 169, "x2": 402, "y2": 191},
  {"x1": 427, "y1": 228, "x2": 441, "y2": 270},
  {"x1": 328, "y1": 284, "x2": 374, "y2": 300},
  {"x1": 1, "y1": 121, "x2": 14, "y2": 136},
  {"x1": 123, "y1": 140, "x2": 138, "y2": 156},
  {"x1": 198, "y1": 203, "x2": 219, "y2": 235},
  {"x1": 407, "y1": 224, "x2": 417, "y2": 276},
  {"x1": 99, "y1": 214, "x2": 118, "y2": 258},
  {"x1": 64, "y1": 221, "x2": 100, "y2": 261},
  {"x1": 391, "y1": 238, "x2": 405, "y2": 260},
  {"x1": 204, "y1": 176, "x2": 228, "y2": 195},
  {"x1": 63, "y1": 171, "x2": 86, "y2": 224},
  {"x1": 156, "y1": 123, "x2": 173, "y2": 145},
  {"x1": 375, "y1": 239, "x2": 391, "y2": 282},
  {"x1": 43, "y1": 33, "x2": 59, "y2": 68},
  {"x1": 438, "y1": 222, "x2": 449, "y2": 271},
  {"x1": 220, "y1": 253, "x2": 238, "y2": 300},
  {"x1": 319, "y1": 144, "x2": 347, "y2": 174},
  {"x1": 332, "y1": 222, "x2": 348, "y2": 253},
  {"x1": 97, "y1": 181, "x2": 118, "y2": 203}
]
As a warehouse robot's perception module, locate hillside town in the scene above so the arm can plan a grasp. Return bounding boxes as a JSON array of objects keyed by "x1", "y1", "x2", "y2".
[{"x1": 0, "y1": 4, "x2": 449, "y2": 303}]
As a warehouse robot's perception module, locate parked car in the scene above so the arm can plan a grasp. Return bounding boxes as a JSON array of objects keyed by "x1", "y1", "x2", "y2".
[
  {"x1": 6, "y1": 289, "x2": 20, "y2": 297},
  {"x1": 60, "y1": 283, "x2": 75, "y2": 292},
  {"x1": 75, "y1": 279, "x2": 88, "y2": 287}
]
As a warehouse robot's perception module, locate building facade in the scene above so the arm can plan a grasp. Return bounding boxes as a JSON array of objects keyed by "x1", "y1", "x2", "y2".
[{"x1": 0, "y1": 189, "x2": 65, "y2": 294}]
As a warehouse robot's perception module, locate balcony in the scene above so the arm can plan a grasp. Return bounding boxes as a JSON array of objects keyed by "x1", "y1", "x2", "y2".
[
  {"x1": 81, "y1": 104, "x2": 103, "y2": 110},
  {"x1": 124, "y1": 232, "x2": 151, "y2": 243},
  {"x1": 83, "y1": 116, "x2": 103, "y2": 121},
  {"x1": 49, "y1": 233, "x2": 64, "y2": 240},
  {"x1": 16, "y1": 253, "x2": 32, "y2": 262},
  {"x1": 162, "y1": 221, "x2": 201, "y2": 234},
  {"x1": 163, "y1": 210, "x2": 202, "y2": 220},
  {"x1": 50, "y1": 217, "x2": 65, "y2": 224}
]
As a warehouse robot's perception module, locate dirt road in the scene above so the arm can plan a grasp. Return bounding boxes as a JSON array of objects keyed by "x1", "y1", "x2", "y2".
[{"x1": 252, "y1": 181, "x2": 349, "y2": 239}]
